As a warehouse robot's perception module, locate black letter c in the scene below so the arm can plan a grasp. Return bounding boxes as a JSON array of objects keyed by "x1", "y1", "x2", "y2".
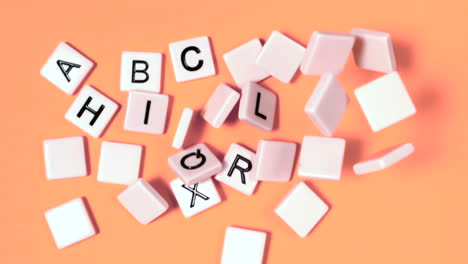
[{"x1": 181, "y1": 46, "x2": 204, "y2": 71}]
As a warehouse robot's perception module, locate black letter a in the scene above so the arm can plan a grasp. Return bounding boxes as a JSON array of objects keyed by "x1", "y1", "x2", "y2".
[{"x1": 57, "y1": 60, "x2": 81, "y2": 82}]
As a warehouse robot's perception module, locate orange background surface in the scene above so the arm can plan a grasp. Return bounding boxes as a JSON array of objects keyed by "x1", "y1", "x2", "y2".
[{"x1": 1, "y1": 0, "x2": 467, "y2": 263}]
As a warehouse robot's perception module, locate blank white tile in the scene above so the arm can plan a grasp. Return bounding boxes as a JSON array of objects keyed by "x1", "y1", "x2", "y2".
[
  {"x1": 354, "y1": 143, "x2": 414, "y2": 175},
  {"x1": 215, "y1": 144, "x2": 258, "y2": 196},
  {"x1": 120, "y1": 51, "x2": 162, "y2": 93},
  {"x1": 170, "y1": 178, "x2": 221, "y2": 218},
  {"x1": 97, "y1": 141, "x2": 142, "y2": 185},
  {"x1": 275, "y1": 182, "x2": 328, "y2": 238},
  {"x1": 40, "y1": 42, "x2": 95, "y2": 95},
  {"x1": 172, "y1": 108, "x2": 194, "y2": 149},
  {"x1": 118, "y1": 179, "x2": 169, "y2": 224},
  {"x1": 65, "y1": 85, "x2": 119, "y2": 138},
  {"x1": 256, "y1": 31, "x2": 305, "y2": 83},
  {"x1": 43, "y1": 136, "x2": 88, "y2": 180},
  {"x1": 45, "y1": 198, "x2": 96, "y2": 249},
  {"x1": 355, "y1": 71, "x2": 416, "y2": 132},
  {"x1": 298, "y1": 136, "x2": 345, "y2": 181},
  {"x1": 223, "y1": 38, "x2": 270, "y2": 87},
  {"x1": 169, "y1": 36, "x2": 216, "y2": 82},
  {"x1": 221, "y1": 227, "x2": 267, "y2": 264},
  {"x1": 305, "y1": 73, "x2": 349, "y2": 136},
  {"x1": 124, "y1": 91, "x2": 169, "y2": 134}
]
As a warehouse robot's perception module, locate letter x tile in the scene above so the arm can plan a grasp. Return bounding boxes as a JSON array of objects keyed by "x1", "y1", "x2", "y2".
[{"x1": 170, "y1": 178, "x2": 221, "y2": 218}]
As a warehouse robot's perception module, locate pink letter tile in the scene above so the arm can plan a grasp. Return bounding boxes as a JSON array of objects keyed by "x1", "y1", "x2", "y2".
[
  {"x1": 168, "y1": 143, "x2": 222, "y2": 185},
  {"x1": 124, "y1": 91, "x2": 169, "y2": 134},
  {"x1": 238, "y1": 82, "x2": 277, "y2": 131}
]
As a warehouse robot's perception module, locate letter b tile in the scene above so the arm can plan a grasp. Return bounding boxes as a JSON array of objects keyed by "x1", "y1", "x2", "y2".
[
  {"x1": 120, "y1": 51, "x2": 162, "y2": 93},
  {"x1": 65, "y1": 85, "x2": 119, "y2": 138},
  {"x1": 168, "y1": 143, "x2": 222, "y2": 185},
  {"x1": 169, "y1": 36, "x2": 216, "y2": 82}
]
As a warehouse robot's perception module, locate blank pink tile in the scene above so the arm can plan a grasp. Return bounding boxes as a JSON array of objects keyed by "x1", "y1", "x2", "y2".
[
  {"x1": 301, "y1": 31, "x2": 355, "y2": 76},
  {"x1": 256, "y1": 31, "x2": 305, "y2": 83},
  {"x1": 168, "y1": 143, "x2": 222, "y2": 185},
  {"x1": 255, "y1": 140, "x2": 297, "y2": 182},
  {"x1": 201, "y1": 83, "x2": 240, "y2": 128},
  {"x1": 124, "y1": 91, "x2": 169, "y2": 134},
  {"x1": 298, "y1": 136, "x2": 345, "y2": 180},
  {"x1": 43, "y1": 136, "x2": 88, "y2": 180},
  {"x1": 350, "y1": 28, "x2": 396, "y2": 73},
  {"x1": 118, "y1": 179, "x2": 169, "y2": 224},
  {"x1": 238, "y1": 82, "x2": 277, "y2": 131},
  {"x1": 353, "y1": 143, "x2": 414, "y2": 175},
  {"x1": 305, "y1": 73, "x2": 349, "y2": 136},
  {"x1": 223, "y1": 38, "x2": 270, "y2": 87}
]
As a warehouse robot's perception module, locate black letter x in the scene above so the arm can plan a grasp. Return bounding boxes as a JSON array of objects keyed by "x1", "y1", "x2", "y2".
[{"x1": 181, "y1": 183, "x2": 209, "y2": 208}]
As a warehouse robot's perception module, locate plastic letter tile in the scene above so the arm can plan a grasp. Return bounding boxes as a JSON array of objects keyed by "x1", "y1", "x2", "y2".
[
  {"x1": 350, "y1": 28, "x2": 396, "y2": 73},
  {"x1": 124, "y1": 91, "x2": 169, "y2": 134},
  {"x1": 298, "y1": 136, "x2": 345, "y2": 181},
  {"x1": 43, "y1": 136, "x2": 88, "y2": 180},
  {"x1": 169, "y1": 36, "x2": 216, "y2": 82},
  {"x1": 256, "y1": 31, "x2": 305, "y2": 83},
  {"x1": 300, "y1": 31, "x2": 355, "y2": 76},
  {"x1": 170, "y1": 177, "x2": 221, "y2": 218},
  {"x1": 168, "y1": 143, "x2": 222, "y2": 185},
  {"x1": 221, "y1": 227, "x2": 266, "y2": 264},
  {"x1": 354, "y1": 71, "x2": 416, "y2": 132},
  {"x1": 118, "y1": 179, "x2": 169, "y2": 224},
  {"x1": 215, "y1": 143, "x2": 258, "y2": 196},
  {"x1": 65, "y1": 85, "x2": 119, "y2": 138},
  {"x1": 120, "y1": 51, "x2": 162, "y2": 93},
  {"x1": 354, "y1": 143, "x2": 414, "y2": 175},
  {"x1": 172, "y1": 108, "x2": 194, "y2": 149},
  {"x1": 202, "y1": 83, "x2": 240, "y2": 128},
  {"x1": 304, "y1": 73, "x2": 349, "y2": 136},
  {"x1": 97, "y1": 141, "x2": 142, "y2": 185},
  {"x1": 40, "y1": 42, "x2": 94, "y2": 95},
  {"x1": 223, "y1": 38, "x2": 270, "y2": 87},
  {"x1": 275, "y1": 182, "x2": 328, "y2": 238},
  {"x1": 238, "y1": 82, "x2": 277, "y2": 131},
  {"x1": 255, "y1": 140, "x2": 297, "y2": 182},
  {"x1": 45, "y1": 198, "x2": 96, "y2": 249}
]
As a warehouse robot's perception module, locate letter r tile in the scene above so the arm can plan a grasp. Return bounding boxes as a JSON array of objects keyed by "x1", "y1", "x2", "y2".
[{"x1": 168, "y1": 143, "x2": 223, "y2": 185}]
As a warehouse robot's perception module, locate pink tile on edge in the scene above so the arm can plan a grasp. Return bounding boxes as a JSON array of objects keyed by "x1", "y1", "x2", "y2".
[
  {"x1": 353, "y1": 143, "x2": 414, "y2": 175},
  {"x1": 168, "y1": 143, "x2": 222, "y2": 185},
  {"x1": 201, "y1": 83, "x2": 240, "y2": 128},
  {"x1": 255, "y1": 140, "x2": 297, "y2": 182},
  {"x1": 118, "y1": 179, "x2": 169, "y2": 224},
  {"x1": 350, "y1": 28, "x2": 396, "y2": 73},
  {"x1": 238, "y1": 82, "x2": 277, "y2": 131},
  {"x1": 300, "y1": 31, "x2": 355, "y2": 76},
  {"x1": 223, "y1": 38, "x2": 270, "y2": 87},
  {"x1": 305, "y1": 73, "x2": 349, "y2": 136},
  {"x1": 256, "y1": 31, "x2": 305, "y2": 83},
  {"x1": 124, "y1": 91, "x2": 169, "y2": 134}
]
